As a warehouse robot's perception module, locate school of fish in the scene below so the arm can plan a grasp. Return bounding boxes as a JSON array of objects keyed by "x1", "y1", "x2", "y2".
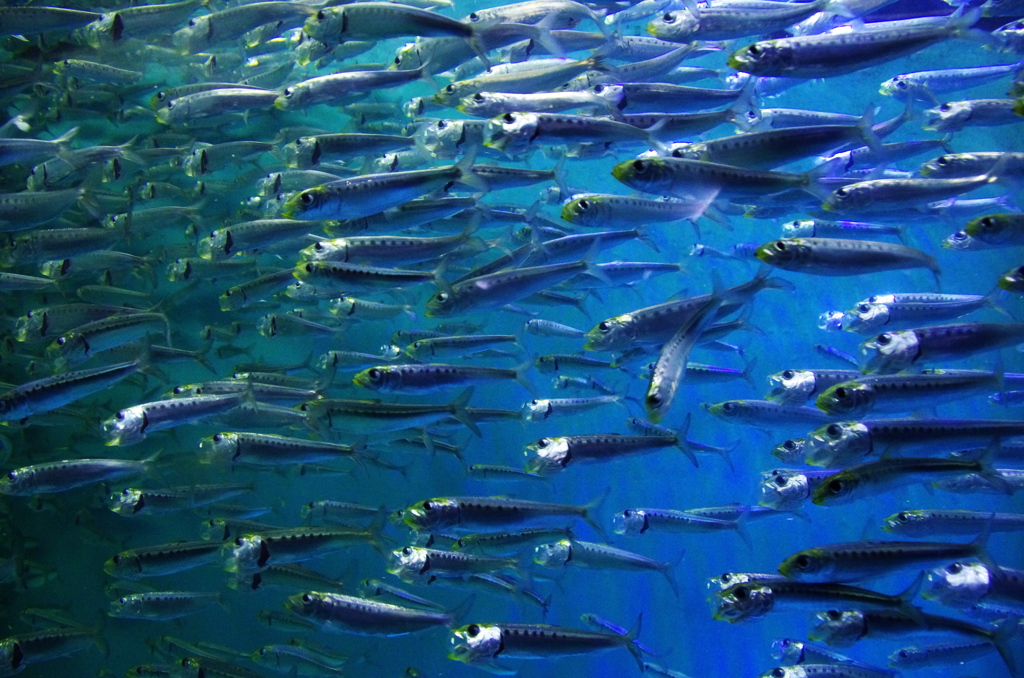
[{"x1": 0, "y1": 0, "x2": 1022, "y2": 675}]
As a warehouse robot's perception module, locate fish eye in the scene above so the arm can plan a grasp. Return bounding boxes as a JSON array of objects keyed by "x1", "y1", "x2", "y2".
[
  {"x1": 748, "y1": 44, "x2": 760, "y2": 55},
  {"x1": 774, "y1": 241, "x2": 786, "y2": 251},
  {"x1": 578, "y1": 199, "x2": 590, "y2": 210},
  {"x1": 827, "y1": 479, "x2": 845, "y2": 494},
  {"x1": 436, "y1": 120, "x2": 447, "y2": 129},
  {"x1": 284, "y1": 88, "x2": 293, "y2": 97},
  {"x1": 722, "y1": 402, "x2": 735, "y2": 413},
  {"x1": 946, "y1": 562, "x2": 962, "y2": 574},
  {"x1": 834, "y1": 387, "x2": 848, "y2": 399},
  {"x1": 317, "y1": 10, "x2": 325, "y2": 20},
  {"x1": 746, "y1": 110, "x2": 758, "y2": 120},
  {"x1": 721, "y1": 573, "x2": 732, "y2": 583},
  {"x1": 876, "y1": 333, "x2": 891, "y2": 345},
  {"x1": 394, "y1": 55, "x2": 402, "y2": 65},
  {"x1": 302, "y1": 593, "x2": 312, "y2": 602},
  {"x1": 858, "y1": 303, "x2": 870, "y2": 312},
  {"x1": 896, "y1": 512, "x2": 909, "y2": 522},
  {"x1": 112, "y1": 554, "x2": 121, "y2": 564},
  {"x1": 733, "y1": 586, "x2": 748, "y2": 600},
  {"x1": 896, "y1": 81, "x2": 907, "y2": 89},
  {"x1": 598, "y1": 321, "x2": 610, "y2": 332},
  {"x1": 422, "y1": 500, "x2": 433, "y2": 511},
  {"x1": 936, "y1": 155, "x2": 949, "y2": 165},
  {"x1": 897, "y1": 650, "x2": 910, "y2": 659},
  {"x1": 940, "y1": 103, "x2": 951, "y2": 111},
  {"x1": 980, "y1": 216, "x2": 994, "y2": 228},
  {"x1": 826, "y1": 424, "x2": 842, "y2": 438},
  {"x1": 623, "y1": 509, "x2": 632, "y2": 517},
  {"x1": 593, "y1": 85, "x2": 604, "y2": 93},
  {"x1": 783, "y1": 440, "x2": 796, "y2": 450},
  {"x1": 467, "y1": 623, "x2": 480, "y2": 636},
  {"x1": 300, "y1": 192, "x2": 315, "y2": 205},
  {"x1": 166, "y1": 100, "x2": 174, "y2": 109},
  {"x1": 771, "y1": 669, "x2": 785, "y2": 678},
  {"x1": 445, "y1": 84, "x2": 455, "y2": 93},
  {"x1": 537, "y1": 438, "x2": 550, "y2": 448},
  {"x1": 502, "y1": 113, "x2": 515, "y2": 123},
  {"x1": 795, "y1": 554, "x2": 811, "y2": 569},
  {"x1": 119, "y1": 597, "x2": 128, "y2": 604},
  {"x1": 116, "y1": 411, "x2": 126, "y2": 420},
  {"x1": 304, "y1": 263, "x2": 314, "y2": 273},
  {"x1": 368, "y1": 368, "x2": 381, "y2": 380},
  {"x1": 57, "y1": 336, "x2": 66, "y2": 345},
  {"x1": 662, "y1": 12, "x2": 675, "y2": 22},
  {"x1": 826, "y1": 610, "x2": 842, "y2": 620},
  {"x1": 436, "y1": 292, "x2": 448, "y2": 302},
  {"x1": 781, "y1": 370, "x2": 794, "y2": 379},
  {"x1": 468, "y1": 12, "x2": 479, "y2": 21},
  {"x1": 402, "y1": 546, "x2": 413, "y2": 555},
  {"x1": 173, "y1": 386, "x2": 185, "y2": 394},
  {"x1": 952, "y1": 231, "x2": 967, "y2": 241},
  {"x1": 774, "y1": 475, "x2": 788, "y2": 486},
  {"x1": 6, "y1": 472, "x2": 15, "y2": 480},
  {"x1": 835, "y1": 188, "x2": 847, "y2": 197},
  {"x1": 632, "y1": 159, "x2": 646, "y2": 172},
  {"x1": 314, "y1": 242, "x2": 324, "y2": 250},
  {"x1": 473, "y1": 93, "x2": 484, "y2": 101}
]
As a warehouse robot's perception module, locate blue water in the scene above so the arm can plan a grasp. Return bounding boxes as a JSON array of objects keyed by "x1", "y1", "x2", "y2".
[{"x1": 0, "y1": 1, "x2": 1022, "y2": 677}]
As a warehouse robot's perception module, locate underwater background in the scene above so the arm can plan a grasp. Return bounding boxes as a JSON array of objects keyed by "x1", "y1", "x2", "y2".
[{"x1": 0, "y1": 0, "x2": 1022, "y2": 676}]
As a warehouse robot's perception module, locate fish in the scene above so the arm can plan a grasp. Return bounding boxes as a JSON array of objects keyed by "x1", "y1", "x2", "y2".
[
  {"x1": 533, "y1": 538, "x2": 683, "y2": 596},
  {"x1": 778, "y1": 532, "x2": 996, "y2": 582},
  {"x1": 524, "y1": 426, "x2": 697, "y2": 473},
  {"x1": 285, "y1": 590, "x2": 468, "y2": 636},
  {"x1": 448, "y1": 618, "x2": 644, "y2": 672},
  {"x1": 859, "y1": 322, "x2": 1024, "y2": 374},
  {"x1": 755, "y1": 238, "x2": 939, "y2": 278}
]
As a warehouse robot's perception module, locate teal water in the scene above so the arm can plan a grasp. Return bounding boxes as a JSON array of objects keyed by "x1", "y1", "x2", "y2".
[{"x1": 0, "y1": 1, "x2": 1022, "y2": 677}]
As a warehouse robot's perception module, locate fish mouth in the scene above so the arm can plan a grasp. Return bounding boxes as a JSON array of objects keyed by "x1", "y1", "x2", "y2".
[{"x1": 726, "y1": 55, "x2": 745, "y2": 71}]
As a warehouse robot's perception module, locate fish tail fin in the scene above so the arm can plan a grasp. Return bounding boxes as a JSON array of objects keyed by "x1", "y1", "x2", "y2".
[
  {"x1": 532, "y1": 12, "x2": 566, "y2": 58},
  {"x1": 856, "y1": 104, "x2": 884, "y2": 159},
  {"x1": 898, "y1": 569, "x2": 925, "y2": 606},
  {"x1": 755, "y1": 264, "x2": 796, "y2": 292},
  {"x1": 53, "y1": 125, "x2": 79, "y2": 147},
  {"x1": 983, "y1": 288, "x2": 1014, "y2": 319},
  {"x1": 581, "y1": 487, "x2": 611, "y2": 540},
  {"x1": 634, "y1": 224, "x2": 663, "y2": 254},
  {"x1": 716, "y1": 440, "x2": 739, "y2": 472},
  {"x1": 734, "y1": 507, "x2": 752, "y2": 549},
  {"x1": 971, "y1": 513, "x2": 1002, "y2": 575},
  {"x1": 191, "y1": 338, "x2": 217, "y2": 376},
  {"x1": 580, "y1": 244, "x2": 613, "y2": 286},
  {"x1": 451, "y1": 386, "x2": 481, "y2": 437},
  {"x1": 455, "y1": 147, "x2": 489, "y2": 193},
  {"x1": 466, "y1": 35, "x2": 492, "y2": 71},
  {"x1": 447, "y1": 593, "x2": 476, "y2": 627},
  {"x1": 740, "y1": 356, "x2": 758, "y2": 388},
  {"x1": 551, "y1": 150, "x2": 570, "y2": 200},
  {"x1": 674, "y1": 413, "x2": 698, "y2": 467},
  {"x1": 514, "y1": 360, "x2": 538, "y2": 396},
  {"x1": 315, "y1": 360, "x2": 338, "y2": 392},
  {"x1": 991, "y1": 615, "x2": 1020, "y2": 677},
  {"x1": 660, "y1": 551, "x2": 685, "y2": 598},
  {"x1": 622, "y1": 614, "x2": 645, "y2": 670},
  {"x1": 978, "y1": 442, "x2": 1012, "y2": 494}
]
